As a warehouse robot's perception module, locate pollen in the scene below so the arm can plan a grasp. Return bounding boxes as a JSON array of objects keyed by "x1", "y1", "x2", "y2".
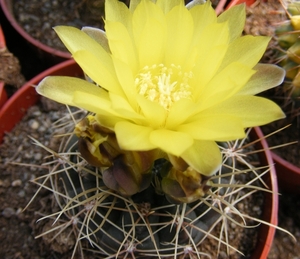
[{"x1": 135, "y1": 64, "x2": 193, "y2": 110}]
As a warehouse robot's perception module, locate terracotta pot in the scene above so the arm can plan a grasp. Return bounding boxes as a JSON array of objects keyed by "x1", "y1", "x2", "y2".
[
  {"x1": 0, "y1": 59, "x2": 82, "y2": 143},
  {"x1": 0, "y1": 25, "x2": 8, "y2": 109},
  {"x1": 271, "y1": 151, "x2": 300, "y2": 193},
  {"x1": 249, "y1": 127, "x2": 278, "y2": 259},
  {"x1": 0, "y1": 0, "x2": 71, "y2": 63}
]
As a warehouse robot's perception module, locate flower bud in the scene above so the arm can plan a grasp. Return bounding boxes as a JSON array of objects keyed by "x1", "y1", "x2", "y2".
[
  {"x1": 161, "y1": 166, "x2": 211, "y2": 204},
  {"x1": 75, "y1": 115, "x2": 120, "y2": 167},
  {"x1": 102, "y1": 151, "x2": 157, "y2": 197}
]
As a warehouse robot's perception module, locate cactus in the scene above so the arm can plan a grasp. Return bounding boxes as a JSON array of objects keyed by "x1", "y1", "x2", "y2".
[
  {"x1": 275, "y1": 1, "x2": 300, "y2": 102},
  {"x1": 28, "y1": 109, "x2": 286, "y2": 259},
  {"x1": 29, "y1": 0, "x2": 291, "y2": 258}
]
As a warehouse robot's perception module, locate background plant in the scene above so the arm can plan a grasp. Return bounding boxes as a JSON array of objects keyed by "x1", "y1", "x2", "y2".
[{"x1": 273, "y1": 0, "x2": 300, "y2": 124}]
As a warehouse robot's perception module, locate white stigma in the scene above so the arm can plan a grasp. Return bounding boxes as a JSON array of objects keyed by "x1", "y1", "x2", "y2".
[{"x1": 135, "y1": 64, "x2": 193, "y2": 110}]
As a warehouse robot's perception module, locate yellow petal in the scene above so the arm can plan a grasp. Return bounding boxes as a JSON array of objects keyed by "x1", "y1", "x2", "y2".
[
  {"x1": 105, "y1": 0, "x2": 131, "y2": 26},
  {"x1": 218, "y1": 35, "x2": 270, "y2": 72},
  {"x1": 132, "y1": 0, "x2": 166, "y2": 67},
  {"x1": 105, "y1": 20, "x2": 138, "y2": 73},
  {"x1": 165, "y1": 99, "x2": 206, "y2": 129},
  {"x1": 156, "y1": 0, "x2": 183, "y2": 14},
  {"x1": 203, "y1": 95, "x2": 285, "y2": 127},
  {"x1": 36, "y1": 76, "x2": 103, "y2": 106},
  {"x1": 194, "y1": 22, "x2": 229, "y2": 60},
  {"x1": 150, "y1": 129, "x2": 193, "y2": 156},
  {"x1": 177, "y1": 114, "x2": 245, "y2": 141},
  {"x1": 191, "y1": 22, "x2": 229, "y2": 99},
  {"x1": 115, "y1": 121, "x2": 156, "y2": 150},
  {"x1": 72, "y1": 90, "x2": 119, "y2": 117},
  {"x1": 95, "y1": 113, "x2": 123, "y2": 130},
  {"x1": 129, "y1": 0, "x2": 142, "y2": 12},
  {"x1": 165, "y1": 4, "x2": 194, "y2": 66},
  {"x1": 109, "y1": 92, "x2": 145, "y2": 123},
  {"x1": 112, "y1": 56, "x2": 138, "y2": 110},
  {"x1": 136, "y1": 95, "x2": 167, "y2": 128},
  {"x1": 217, "y1": 4, "x2": 245, "y2": 42},
  {"x1": 166, "y1": 99, "x2": 196, "y2": 129},
  {"x1": 191, "y1": 45, "x2": 228, "y2": 100},
  {"x1": 81, "y1": 27, "x2": 110, "y2": 53},
  {"x1": 73, "y1": 50, "x2": 122, "y2": 95},
  {"x1": 237, "y1": 64, "x2": 285, "y2": 95},
  {"x1": 189, "y1": 2, "x2": 218, "y2": 48},
  {"x1": 189, "y1": 1, "x2": 216, "y2": 26},
  {"x1": 54, "y1": 26, "x2": 112, "y2": 69},
  {"x1": 138, "y1": 19, "x2": 165, "y2": 67},
  {"x1": 198, "y1": 62, "x2": 255, "y2": 110},
  {"x1": 181, "y1": 140, "x2": 222, "y2": 176}
]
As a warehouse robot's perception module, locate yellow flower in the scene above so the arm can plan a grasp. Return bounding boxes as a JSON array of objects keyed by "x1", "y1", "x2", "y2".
[{"x1": 36, "y1": 0, "x2": 285, "y2": 176}]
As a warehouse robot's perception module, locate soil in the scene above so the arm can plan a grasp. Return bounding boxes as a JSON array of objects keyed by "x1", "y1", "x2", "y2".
[
  {"x1": 0, "y1": 100, "x2": 96, "y2": 259},
  {"x1": 12, "y1": 0, "x2": 109, "y2": 52},
  {"x1": 0, "y1": 0, "x2": 300, "y2": 259}
]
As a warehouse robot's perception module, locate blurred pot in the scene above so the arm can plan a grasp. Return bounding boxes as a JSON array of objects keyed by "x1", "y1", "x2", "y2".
[{"x1": 0, "y1": 59, "x2": 82, "y2": 143}]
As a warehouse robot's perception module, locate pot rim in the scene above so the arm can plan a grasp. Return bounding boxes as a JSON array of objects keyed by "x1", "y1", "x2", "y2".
[
  {"x1": 271, "y1": 150, "x2": 300, "y2": 193},
  {"x1": 272, "y1": 151, "x2": 300, "y2": 174},
  {"x1": 249, "y1": 127, "x2": 278, "y2": 259},
  {"x1": 0, "y1": 59, "x2": 80, "y2": 143}
]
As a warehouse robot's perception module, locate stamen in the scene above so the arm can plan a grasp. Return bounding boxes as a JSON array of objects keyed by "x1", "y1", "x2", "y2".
[{"x1": 135, "y1": 64, "x2": 193, "y2": 110}]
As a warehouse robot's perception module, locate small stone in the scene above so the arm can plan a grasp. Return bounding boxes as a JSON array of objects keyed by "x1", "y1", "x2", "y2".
[
  {"x1": 2, "y1": 207, "x2": 16, "y2": 218},
  {"x1": 11, "y1": 179, "x2": 22, "y2": 187},
  {"x1": 252, "y1": 206, "x2": 261, "y2": 212},
  {"x1": 34, "y1": 153, "x2": 42, "y2": 161},
  {"x1": 29, "y1": 120, "x2": 39, "y2": 130},
  {"x1": 18, "y1": 190, "x2": 26, "y2": 198},
  {"x1": 38, "y1": 126, "x2": 46, "y2": 133}
]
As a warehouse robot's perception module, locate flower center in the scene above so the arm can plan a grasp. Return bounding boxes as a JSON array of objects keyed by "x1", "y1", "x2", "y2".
[{"x1": 135, "y1": 64, "x2": 193, "y2": 110}]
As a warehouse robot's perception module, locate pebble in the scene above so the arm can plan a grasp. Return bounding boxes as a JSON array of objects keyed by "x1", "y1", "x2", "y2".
[
  {"x1": 2, "y1": 207, "x2": 16, "y2": 218},
  {"x1": 29, "y1": 119, "x2": 40, "y2": 130},
  {"x1": 34, "y1": 153, "x2": 43, "y2": 161},
  {"x1": 18, "y1": 190, "x2": 26, "y2": 198},
  {"x1": 11, "y1": 179, "x2": 22, "y2": 187},
  {"x1": 38, "y1": 126, "x2": 46, "y2": 133},
  {"x1": 252, "y1": 206, "x2": 261, "y2": 212}
]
